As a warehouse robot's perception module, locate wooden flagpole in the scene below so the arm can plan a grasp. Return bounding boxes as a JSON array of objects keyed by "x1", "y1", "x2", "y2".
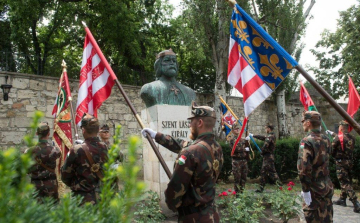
[{"x1": 81, "y1": 22, "x2": 172, "y2": 179}]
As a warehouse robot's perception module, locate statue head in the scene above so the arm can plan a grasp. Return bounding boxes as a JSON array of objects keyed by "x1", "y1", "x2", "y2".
[{"x1": 154, "y1": 49, "x2": 178, "y2": 79}]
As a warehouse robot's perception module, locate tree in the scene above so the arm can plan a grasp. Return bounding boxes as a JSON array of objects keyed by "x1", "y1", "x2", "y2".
[
  {"x1": 254, "y1": 0, "x2": 315, "y2": 138},
  {"x1": 175, "y1": 0, "x2": 315, "y2": 138},
  {"x1": 311, "y1": 1, "x2": 360, "y2": 100}
]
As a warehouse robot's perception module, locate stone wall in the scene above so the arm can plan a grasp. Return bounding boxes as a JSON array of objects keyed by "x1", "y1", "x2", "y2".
[{"x1": 0, "y1": 71, "x2": 349, "y2": 178}]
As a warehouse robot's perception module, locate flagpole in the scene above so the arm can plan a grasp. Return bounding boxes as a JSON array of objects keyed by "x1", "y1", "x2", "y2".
[
  {"x1": 296, "y1": 65, "x2": 360, "y2": 135},
  {"x1": 81, "y1": 22, "x2": 172, "y2": 179},
  {"x1": 61, "y1": 60, "x2": 79, "y2": 140}
]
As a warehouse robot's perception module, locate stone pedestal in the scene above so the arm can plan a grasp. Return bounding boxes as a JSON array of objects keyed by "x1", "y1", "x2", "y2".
[{"x1": 141, "y1": 105, "x2": 191, "y2": 215}]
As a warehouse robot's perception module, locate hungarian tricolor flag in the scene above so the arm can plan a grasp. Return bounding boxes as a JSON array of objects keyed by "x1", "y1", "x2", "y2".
[
  {"x1": 75, "y1": 27, "x2": 116, "y2": 126},
  {"x1": 300, "y1": 81, "x2": 315, "y2": 111},
  {"x1": 52, "y1": 63, "x2": 73, "y2": 161}
]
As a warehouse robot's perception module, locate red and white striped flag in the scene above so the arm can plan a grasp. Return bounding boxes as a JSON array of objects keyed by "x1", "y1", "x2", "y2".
[
  {"x1": 227, "y1": 37, "x2": 273, "y2": 117},
  {"x1": 75, "y1": 31, "x2": 116, "y2": 126},
  {"x1": 228, "y1": 4, "x2": 297, "y2": 155}
]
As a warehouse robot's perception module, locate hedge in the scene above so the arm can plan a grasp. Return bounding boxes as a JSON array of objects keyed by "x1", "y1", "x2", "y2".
[{"x1": 218, "y1": 136, "x2": 360, "y2": 188}]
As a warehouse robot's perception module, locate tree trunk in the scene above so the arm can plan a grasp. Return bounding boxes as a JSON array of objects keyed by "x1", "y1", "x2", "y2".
[
  {"x1": 213, "y1": 0, "x2": 229, "y2": 138},
  {"x1": 276, "y1": 89, "x2": 289, "y2": 138}
]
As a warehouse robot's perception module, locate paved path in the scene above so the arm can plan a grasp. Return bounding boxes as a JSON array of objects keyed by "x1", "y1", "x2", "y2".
[{"x1": 332, "y1": 196, "x2": 360, "y2": 223}]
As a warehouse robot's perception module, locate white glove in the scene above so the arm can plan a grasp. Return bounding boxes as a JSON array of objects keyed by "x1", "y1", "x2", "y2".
[
  {"x1": 325, "y1": 130, "x2": 334, "y2": 136},
  {"x1": 245, "y1": 147, "x2": 250, "y2": 151},
  {"x1": 75, "y1": 139, "x2": 84, "y2": 144},
  {"x1": 245, "y1": 136, "x2": 250, "y2": 141},
  {"x1": 301, "y1": 191, "x2": 312, "y2": 206},
  {"x1": 141, "y1": 128, "x2": 157, "y2": 139},
  {"x1": 249, "y1": 133, "x2": 253, "y2": 137}
]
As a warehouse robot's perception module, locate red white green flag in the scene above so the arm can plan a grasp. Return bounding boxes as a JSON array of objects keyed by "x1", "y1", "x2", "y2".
[
  {"x1": 300, "y1": 81, "x2": 315, "y2": 111},
  {"x1": 52, "y1": 63, "x2": 73, "y2": 161}
]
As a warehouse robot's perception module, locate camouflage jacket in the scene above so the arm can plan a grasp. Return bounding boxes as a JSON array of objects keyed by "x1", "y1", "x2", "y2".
[
  {"x1": 155, "y1": 132, "x2": 224, "y2": 212},
  {"x1": 26, "y1": 140, "x2": 61, "y2": 180},
  {"x1": 229, "y1": 137, "x2": 249, "y2": 160},
  {"x1": 61, "y1": 137, "x2": 108, "y2": 192},
  {"x1": 297, "y1": 129, "x2": 333, "y2": 196},
  {"x1": 331, "y1": 132, "x2": 355, "y2": 163},
  {"x1": 253, "y1": 132, "x2": 276, "y2": 155}
]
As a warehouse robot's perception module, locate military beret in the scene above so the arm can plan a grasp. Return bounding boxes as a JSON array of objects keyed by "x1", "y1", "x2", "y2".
[
  {"x1": 232, "y1": 122, "x2": 240, "y2": 130},
  {"x1": 339, "y1": 120, "x2": 349, "y2": 126},
  {"x1": 188, "y1": 101, "x2": 216, "y2": 119},
  {"x1": 37, "y1": 122, "x2": 49, "y2": 134},
  {"x1": 100, "y1": 124, "x2": 110, "y2": 132},
  {"x1": 80, "y1": 113, "x2": 99, "y2": 128},
  {"x1": 265, "y1": 123, "x2": 274, "y2": 130},
  {"x1": 156, "y1": 48, "x2": 176, "y2": 60},
  {"x1": 302, "y1": 111, "x2": 321, "y2": 122}
]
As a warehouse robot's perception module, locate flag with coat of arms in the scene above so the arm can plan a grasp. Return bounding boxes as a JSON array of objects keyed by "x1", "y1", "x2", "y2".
[{"x1": 227, "y1": 3, "x2": 298, "y2": 155}]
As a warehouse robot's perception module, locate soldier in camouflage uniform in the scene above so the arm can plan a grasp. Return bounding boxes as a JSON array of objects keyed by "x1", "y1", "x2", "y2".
[
  {"x1": 26, "y1": 122, "x2": 61, "y2": 202},
  {"x1": 298, "y1": 111, "x2": 334, "y2": 223},
  {"x1": 250, "y1": 123, "x2": 280, "y2": 192},
  {"x1": 142, "y1": 101, "x2": 223, "y2": 223},
  {"x1": 99, "y1": 124, "x2": 124, "y2": 163},
  {"x1": 326, "y1": 120, "x2": 360, "y2": 213},
  {"x1": 229, "y1": 122, "x2": 250, "y2": 194},
  {"x1": 61, "y1": 114, "x2": 108, "y2": 205}
]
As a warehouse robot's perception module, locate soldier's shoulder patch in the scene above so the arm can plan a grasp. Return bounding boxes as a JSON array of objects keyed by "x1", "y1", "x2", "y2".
[{"x1": 178, "y1": 155, "x2": 187, "y2": 165}]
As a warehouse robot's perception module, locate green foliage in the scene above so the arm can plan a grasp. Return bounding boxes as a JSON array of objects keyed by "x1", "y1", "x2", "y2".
[
  {"x1": 264, "y1": 182, "x2": 301, "y2": 222},
  {"x1": 218, "y1": 141, "x2": 233, "y2": 182},
  {"x1": 133, "y1": 191, "x2": 166, "y2": 223},
  {"x1": 217, "y1": 189, "x2": 265, "y2": 223},
  {"x1": 310, "y1": 2, "x2": 360, "y2": 99},
  {"x1": 0, "y1": 111, "x2": 162, "y2": 222}
]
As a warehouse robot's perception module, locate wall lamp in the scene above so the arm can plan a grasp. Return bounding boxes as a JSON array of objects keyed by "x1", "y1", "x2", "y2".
[
  {"x1": 291, "y1": 108, "x2": 301, "y2": 117},
  {"x1": 1, "y1": 76, "x2": 12, "y2": 101}
]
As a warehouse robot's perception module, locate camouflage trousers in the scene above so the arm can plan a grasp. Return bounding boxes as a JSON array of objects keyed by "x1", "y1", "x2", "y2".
[
  {"x1": 73, "y1": 190, "x2": 100, "y2": 205},
  {"x1": 303, "y1": 192, "x2": 334, "y2": 223},
  {"x1": 336, "y1": 161, "x2": 357, "y2": 201},
  {"x1": 178, "y1": 205, "x2": 219, "y2": 223},
  {"x1": 260, "y1": 155, "x2": 280, "y2": 187},
  {"x1": 232, "y1": 159, "x2": 248, "y2": 193},
  {"x1": 31, "y1": 178, "x2": 59, "y2": 202}
]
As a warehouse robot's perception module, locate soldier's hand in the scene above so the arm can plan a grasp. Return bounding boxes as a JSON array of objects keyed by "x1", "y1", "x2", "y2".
[
  {"x1": 245, "y1": 147, "x2": 250, "y2": 151},
  {"x1": 75, "y1": 139, "x2": 84, "y2": 144},
  {"x1": 141, "y1": 128, "x2": 157, "y2": 139},
  {"x1": 325, "y1": 130, "x2": 334, "y2": 136},
  {"x1": 301, "y1": 191, "x2": 312, "y2": 206},
  {"x1": 249, "y1": 133, "x2": 253, "y2": 137},
  {"x1": 245, "y1": 136, "x2": 250, "y2": 141}
]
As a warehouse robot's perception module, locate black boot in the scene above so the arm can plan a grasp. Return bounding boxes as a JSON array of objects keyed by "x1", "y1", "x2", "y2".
[
  {"x1": 352, "y1": 200, "x2": 360, "y2": 213},
  {"x1": 334, "y1": 198, "x2": 347, "y2": 207}
]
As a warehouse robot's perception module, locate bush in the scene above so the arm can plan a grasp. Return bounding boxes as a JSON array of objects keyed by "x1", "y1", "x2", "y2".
[
  {"x1": 219, "y1": 136, "x2": 360, "y2": 187},
  {"x1": 216, "y1": 189, "x2": 265, "y2": 223}
]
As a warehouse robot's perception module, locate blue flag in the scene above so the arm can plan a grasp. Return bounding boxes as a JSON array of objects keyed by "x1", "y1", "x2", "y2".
[{"x1": 220, "y1": 103, "x2": 237, "y2": 138}]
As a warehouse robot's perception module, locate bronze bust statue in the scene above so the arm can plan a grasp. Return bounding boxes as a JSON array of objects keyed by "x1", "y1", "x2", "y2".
[{"x1": 140, "y1": 49, "x2": 196, "y2": 108}]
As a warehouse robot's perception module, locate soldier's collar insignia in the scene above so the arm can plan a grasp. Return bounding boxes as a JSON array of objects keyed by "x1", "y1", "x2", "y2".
[{"x1": 178, "y1": 155, "x2": 187, "y2": 165}]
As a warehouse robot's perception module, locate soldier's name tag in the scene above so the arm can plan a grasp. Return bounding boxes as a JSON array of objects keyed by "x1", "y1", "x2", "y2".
[
  {"x1": 178, "y1": 155, "x2": 187, "y2": 165},
  {"x1": 300, "y1": 143, "x2": 304, "y2": 149}
]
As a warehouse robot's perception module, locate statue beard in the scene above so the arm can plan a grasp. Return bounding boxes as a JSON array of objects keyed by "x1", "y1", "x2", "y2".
[{"x1": 190, "y1": 126, "x2": 198, "y2": 140}]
